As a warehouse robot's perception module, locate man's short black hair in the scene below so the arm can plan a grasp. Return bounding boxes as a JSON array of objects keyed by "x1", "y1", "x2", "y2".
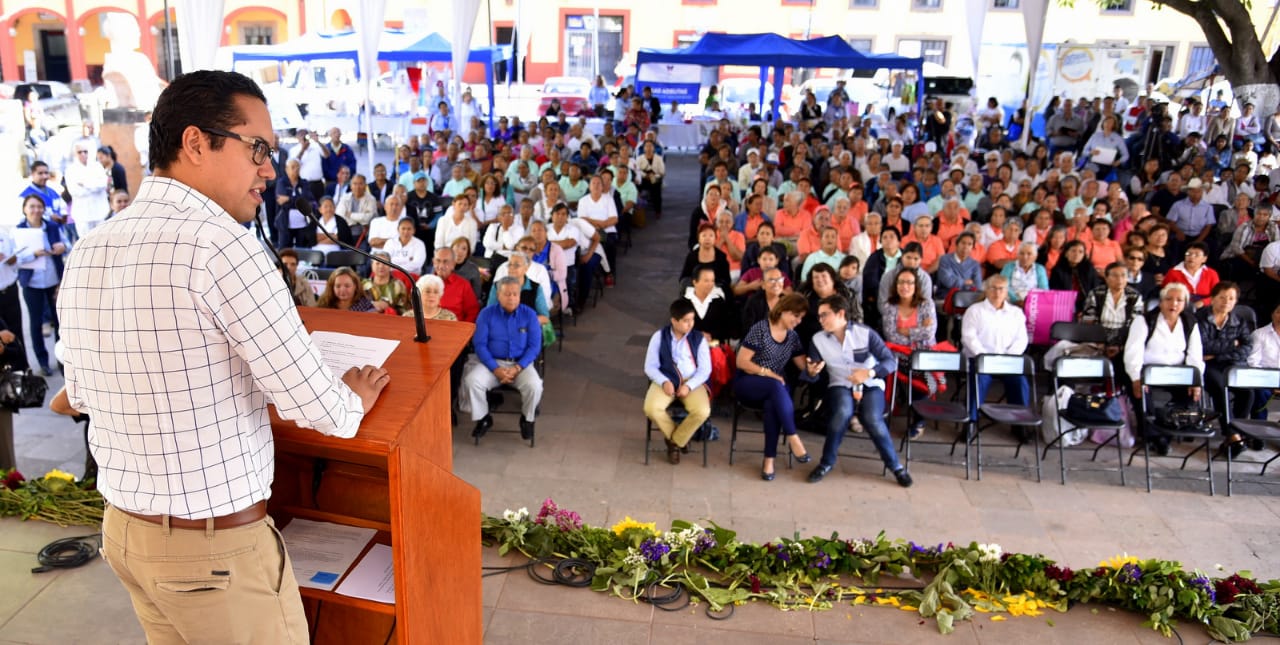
[
  {"x1": 29, "y1": 160, "x2": 48, "y2": 172},
  {"x1": 149, "y1": 70, "x2": 267, "y2": 172},
  {"x1": 818, "y1": 294, "x2": 851, "y2": 318},
  {"x1": 669, "y1": 298, "x2": 695, "y2": 321}
]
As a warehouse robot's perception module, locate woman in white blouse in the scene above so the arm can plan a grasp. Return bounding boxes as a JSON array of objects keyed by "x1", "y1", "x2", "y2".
[
  {"x1": 433, "y1": 194, "x2": 479, "y2": 251},
  {"x1": 576, "y1": 175, "x2": 619, "y2": 283},
  {"x1": 532, "y1": 180, "x2": 564, "y2": 222},
  {"x1": 382, "y1": 217, "x2": 428, "y2": 275},
  {"x1": 1123, "y1": 282, "x2": 1205, "y2": 453}
]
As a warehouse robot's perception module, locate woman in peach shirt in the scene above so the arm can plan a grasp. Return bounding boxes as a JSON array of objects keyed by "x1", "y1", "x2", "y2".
[
  {"x1": 1022, "y1": 208, "x2": 1053, "y2": 247},
  {"x1": 985, "y1": 218, "x2": 1023, "y2": 273},
  {"x1": 714, "y1": 211, "x2": 746, "y2": 277},
  {"x1": 1087, "y1": 219, "x2": 1123, "y2": 272},
  {"x1": 772, "y1": 191, "x2": 812, "y2": 238}
]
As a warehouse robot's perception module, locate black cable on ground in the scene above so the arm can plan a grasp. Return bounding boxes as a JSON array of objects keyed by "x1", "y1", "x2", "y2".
[
  {"x1": 640, "y1": 581, "x2": 689, "y2": 612},
  {"x1": 31, "y1": 534, "x2": 101, "y2": 573}
]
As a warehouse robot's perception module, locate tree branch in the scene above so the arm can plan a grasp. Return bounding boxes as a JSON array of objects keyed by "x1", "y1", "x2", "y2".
[{"x1": 1153, "y1": 0, "x2": 1260, "y2": 80}]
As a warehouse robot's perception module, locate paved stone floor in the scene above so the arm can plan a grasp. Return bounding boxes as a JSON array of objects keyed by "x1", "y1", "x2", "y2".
[{"x1": 3, "y1": 154, "x2": 1278, "y2": 644}]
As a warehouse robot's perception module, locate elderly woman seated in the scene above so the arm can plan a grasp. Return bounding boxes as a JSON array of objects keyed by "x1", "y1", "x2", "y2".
[
  {"x1": 363, "y1": 252, "x2": 410, "y2": 315},
  {"x1": 407, "y1": 273, "x2": 458, "y2": 321},
  {"x1": 1123, "y1": 282, "x2": 1206, "y2": 455}
]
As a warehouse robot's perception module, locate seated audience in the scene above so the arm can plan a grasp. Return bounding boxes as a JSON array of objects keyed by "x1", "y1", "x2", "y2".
[
  {"x1": 464, "y1": 277, "x2": 544, "y2": 441},
  {"x1": 741, "y1": 266, "x2": 787, "y2": 331},
  {"x1": 733, "y1": 293, "x2": 813, "y2": 480},
  {"x1": 683, "y1": 265, "x2": 739, "y2": 343},
  {"x1": 408, "y1": 274, "x2": 458, "y2": 321},
  {"x1": 804, "y1": 294, "x2": 912, "y2": 487},
  {"x1": 643, "y1": 299, "x2": 714, "y2": 464},
  {"x1": 317, "y1": 267, "x2": 375, "y2": 312},
  {"x1": 363, "y1": 252, "x2": 410, "y2": 314},
  {"x1": 383, "y1": 217, "x2": 428, "y2": 275},
  {"x1": 961, "y1": 275, "x2": 1031, "y2": 435},
  {"x1": 432, "y1": 247, "x2": 480, "y2": 322},
  {"x1": 1195, "y1": 282, "x2": 1254, "y2": 456},
  {"x1": 1123, "y1": 282, "x2": 1205, "y2": 455},
  {"x1": 279, "y1": 248, "x2": 317, "y2": 307},
  {"x1": 1080, "y1": 261, "x2": 1144, "y2": 355},
  {"x1": 1162, "y1": 242, "x2": 1220, "y2": 306}
]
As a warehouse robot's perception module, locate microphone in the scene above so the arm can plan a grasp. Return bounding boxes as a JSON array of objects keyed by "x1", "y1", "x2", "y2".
[
  {"x1": 295, "y1": 198, "x2": 430, "y2": 344},
  {"x1": 254, "y1": 205, "x2": 298, "y2": 305}
]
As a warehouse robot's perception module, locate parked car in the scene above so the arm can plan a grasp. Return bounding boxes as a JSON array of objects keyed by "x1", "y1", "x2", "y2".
[
  {"x1": 0, "y1": 81, "x2": 85, "y2": 133},
  {"x1": 538, "y1": 76, "x2": 593, "y2": 117}
]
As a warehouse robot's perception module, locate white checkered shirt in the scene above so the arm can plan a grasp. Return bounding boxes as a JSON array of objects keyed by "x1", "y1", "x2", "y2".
[{"x1": 58, "y1": 177, "x2": 365, "y2": 519}]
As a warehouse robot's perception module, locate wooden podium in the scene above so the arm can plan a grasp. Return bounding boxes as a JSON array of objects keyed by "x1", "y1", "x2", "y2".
[{"x1": 266, "y1": 308, "x2": 479, "y2": 644}]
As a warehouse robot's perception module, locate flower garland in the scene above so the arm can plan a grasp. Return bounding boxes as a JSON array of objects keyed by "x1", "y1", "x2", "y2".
[
  {"x1": 481, "y1": 498, "x2": 1280, "y2": 642},
  {"x1": 0, "y1": 468, "x2": 104, "y2": 527}
]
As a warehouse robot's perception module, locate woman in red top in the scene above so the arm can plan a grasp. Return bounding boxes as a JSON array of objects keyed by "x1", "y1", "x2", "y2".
[{"x1": 1162, "y1": 242, "x2": 1220, "y2": 307}]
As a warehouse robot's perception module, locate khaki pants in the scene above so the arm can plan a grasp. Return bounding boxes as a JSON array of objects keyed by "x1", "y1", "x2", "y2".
[
  {"x1": 643, "y1": 382, "x2": 711, "y2": 447},
  {"x1": 101, "y1": 505, "x2": 309, "y2": 645}
]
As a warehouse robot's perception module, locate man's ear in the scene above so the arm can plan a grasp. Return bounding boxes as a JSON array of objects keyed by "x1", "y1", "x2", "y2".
[{"x1": 179, "y1": 125, "x2": 207, "y2": 165}]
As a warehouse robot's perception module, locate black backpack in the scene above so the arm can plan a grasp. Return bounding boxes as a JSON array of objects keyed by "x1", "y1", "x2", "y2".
[{"x1": 1143, "y1": 309, "x2": 1196, "y2": 347}]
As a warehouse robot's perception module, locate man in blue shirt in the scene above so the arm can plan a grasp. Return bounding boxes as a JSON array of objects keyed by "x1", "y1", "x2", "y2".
[
  {"x1": 936, "y1": 232, "x2": 983, "y2": 293},
  {"x1": 643, "y1": 299, "x2": 712, "y2": 464},
  {"x1": 321, "y1": 127, "x2": 357, "y2": 184},
  {"x1": 463, "y1": 277, "x2": 543, "y2": 440},
  {"x1": 1166, "y1": 178, "x2": 1217, "y2": 246},
  {"x1": 803, "y1": 295, "x2": 912, "y2": 487},
  {"x1": 18, "y1": 161, "x2": 67, "y2": 226}
]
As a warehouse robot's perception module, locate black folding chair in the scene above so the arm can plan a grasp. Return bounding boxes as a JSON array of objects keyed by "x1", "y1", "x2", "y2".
[
  {"x1": 972, "y1": 354, "x2": 1042, "y2": 481},
  {"x1": 1131, "y1": 364, "x2": 1217, "y2": 494},
  {"x1": 293, "y1": 249, "x2": 325, "y2": 267},
  {"x1": 944, "y1": 290, "x2": 984, "y2": 345},
  {"x1": 324, "y1": 249, "x2": 365, "y2": 269},
  {"x1": 903, "y1": 350, "x2": 974, "y2": 478},
  {"x1": 1223, "y1": 366, "x2": 1280, "y2": 495},
  {"x1": 729, "y1": 398, "x2": 794, "y2": 469},
  {"x1": 644, "y1": 400, "x2": 709, "y2": 467},
  {"x1": 1043, "y1": 356, "x2": 1127, "y2": 486},
  {"x1": 478, "y1": 353, "x2": 546, "y2": 448}
]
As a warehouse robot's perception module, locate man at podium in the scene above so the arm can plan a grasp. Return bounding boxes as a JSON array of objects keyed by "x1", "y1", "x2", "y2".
[{"x1": 57, "y1": 70, "x2": 390, "y2": 643}]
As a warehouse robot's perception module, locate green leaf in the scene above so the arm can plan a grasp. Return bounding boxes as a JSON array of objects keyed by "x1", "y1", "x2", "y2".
[
  {"x1": 920, "y1": 588, "x2": 942, "y2": 617},
  {"x1": 936, "y1": 610, "x2": 955, "y2": 634}
]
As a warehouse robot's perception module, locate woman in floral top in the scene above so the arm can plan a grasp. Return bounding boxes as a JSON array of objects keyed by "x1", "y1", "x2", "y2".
[{"x1": 363, "y1": 252, "x2": 409, "y2": 314}]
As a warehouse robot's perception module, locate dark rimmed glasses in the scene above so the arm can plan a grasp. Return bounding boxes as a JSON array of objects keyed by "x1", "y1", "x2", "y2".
[{"x1": 200, "y1": 127, "x2": 276, "y2": 166}]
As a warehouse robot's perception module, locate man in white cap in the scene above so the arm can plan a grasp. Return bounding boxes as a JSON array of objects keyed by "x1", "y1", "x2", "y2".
[
  {"x1": 738, "y1": 148, "x2": 765, "y2": 193},
  {"x1": 885, "y1": 139, "x2": 910, "y2": 176},
  {"x1": 1166, "y1": 177, "x2": 1217, "y2": 245}
]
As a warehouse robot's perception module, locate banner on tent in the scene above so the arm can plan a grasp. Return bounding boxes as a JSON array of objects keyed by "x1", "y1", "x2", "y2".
[{"x1": 637, "y1": 63, "x2": 701, "y2": 104}]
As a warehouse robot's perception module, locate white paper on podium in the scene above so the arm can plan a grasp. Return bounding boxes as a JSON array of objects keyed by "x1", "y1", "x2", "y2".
[
  {"x1": 13, "y1": 229, "x2": 48, "y2": 271},
  {"x1": 1092, "y1": 147, "x2": 1118, "y2": 165},
  {"x1": 279, "y1": 519, "x2": 377, "y2": 591},
  {"x1": 335, "y1": 543, "x2": 395, "y2": 603},
  {"x1": 310, "y1": 331, "x2": 399, "y2": 379}
]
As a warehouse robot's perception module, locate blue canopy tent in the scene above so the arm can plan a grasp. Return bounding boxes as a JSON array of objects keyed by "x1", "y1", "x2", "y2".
[
  {"x1": 230, "y1": 30, "x2": 512, "y2": 129},
  {"x1": 380, "y1": 32, "x2": 512, "y2": 130},
  {"x1": 635, "y1": 33, "x2": 924, "y2": 120}
]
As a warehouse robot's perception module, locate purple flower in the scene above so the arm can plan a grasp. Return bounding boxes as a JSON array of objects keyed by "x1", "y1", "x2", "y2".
[
  {"x1": 693, "y1": 530, "x2": 717, "y2": 554},
  {"x1": 639, "y1": 539, "x2": 671, "y2": 564},
  {"x1": 776, "y1": 549, "x2": 792, "y2": 563},
  {"x1": 811, "y1": 553, "x2": 832, "y2": 570},
  {"x1": 1120, "y1": 563, "x2": 1143, "y2": 583},
  {"x1": 1190, "y1": 575, "x2": 1216, "y2": 603}
]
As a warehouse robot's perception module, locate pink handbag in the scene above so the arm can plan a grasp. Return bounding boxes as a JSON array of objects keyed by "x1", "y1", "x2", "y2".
[{"x1": 1023, "y1": 289, "x2": 1077, "y2": 345}]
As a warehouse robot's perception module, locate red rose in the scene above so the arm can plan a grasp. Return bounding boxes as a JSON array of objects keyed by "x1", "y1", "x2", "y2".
[{"x1": 2, "y1": 470, "x2": 24, "y2": 490}]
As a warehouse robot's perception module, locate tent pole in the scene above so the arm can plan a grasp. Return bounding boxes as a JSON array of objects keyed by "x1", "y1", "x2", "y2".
[{"x1": 487, "y1": 60, "x2": 496, "y2": 132}]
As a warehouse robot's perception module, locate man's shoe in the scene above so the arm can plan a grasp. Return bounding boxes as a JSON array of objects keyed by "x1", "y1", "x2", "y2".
[
  {"x1": 807, "y1": 464, "x2": 833, "y2": 483},
  {"x1": 894, "y1": 468, "x2": 914, "y2": 488},
  {"x1": 472, "y1": 414, "x2": 493, "y2": 438},
  {"x1": 665, "y1": 439, "x2": 681, "y2": 465},
  {"x1": 520, "y1": 418, "x2": 535, "y2": 441}
]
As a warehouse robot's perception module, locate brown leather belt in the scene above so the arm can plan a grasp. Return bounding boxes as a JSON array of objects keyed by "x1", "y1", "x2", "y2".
[{"x1": 119, "y1": 500, "x2": 268, "y2": 530}]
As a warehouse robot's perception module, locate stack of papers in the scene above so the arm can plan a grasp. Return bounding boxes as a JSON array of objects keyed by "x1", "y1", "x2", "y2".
[
  {"x1": 335, "y1": 544, "x2": 396, "y2": 603},
  {"x1": 279, "y1": 519, "x2": 377, "y2": 591}
]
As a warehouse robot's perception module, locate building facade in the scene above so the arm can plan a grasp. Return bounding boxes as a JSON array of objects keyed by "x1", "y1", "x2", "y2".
[{"x1": 1, "y1": 0, "x2": 1274, "y2": 91}]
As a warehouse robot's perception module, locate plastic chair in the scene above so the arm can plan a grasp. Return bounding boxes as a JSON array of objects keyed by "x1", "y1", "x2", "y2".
[
  {"x1": 972, "y1": 354, "x2": 1042, "y2": 481},
  {"x1": 1050, "y1": 321, "x2": 1109, "y2": 345},
  {"x1": 903, "y1": 349, "x2": 974, "y2": 478},
  {"x1": 1223, "y1": 366, "x2": 1280, "y2": 495},
  {"x1": 1132, "y1": 364, "x2": 1217, "y2": 494},
  {"x1": 1043, "y1": 356, "x2": 1127, "y2": 486},
  {"x1": 944, "y1": 290, "x2": 984, "y2": 345}
]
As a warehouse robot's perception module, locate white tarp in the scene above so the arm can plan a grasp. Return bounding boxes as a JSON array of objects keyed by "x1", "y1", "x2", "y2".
[
  {"x1": 355, "y1": 0, "x2": 386, "y2": 176},
  {"x1": 1019, "y1": 0, "x2": 1050, "y2": 149},
  {"x1": 964, "y1": 0, "x2": 989, "y2": 79},
  {"x1": 451, "y1": 0, "x2": 482, "y2": 108},
  {"x1": 176, "y1": 0, "x2": 226, "y2": 72}
]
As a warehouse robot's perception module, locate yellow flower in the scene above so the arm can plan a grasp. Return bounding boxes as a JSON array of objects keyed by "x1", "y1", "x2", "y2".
[
  {"x1": 991, "y1": 615, "x2": 1007, "y2": 622},
  {"x1": 611, "y1": 516, "x2": 657, "y2": 536},
  {"x1": 1098, "y1": 553, "x2": 1140, "y2": 569},
  {"x1": 900, "y1": 605, "x2": 919, "y2": 611},
  {"x1": 43, "y1": 469, "x2": 75, "y2": 482},
  {"x1": 874, "y1": 597, "x2": 901, "y2": 606},
  {"x1": 852, "y1": 596, "x2": 867, "y2": 605}
]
